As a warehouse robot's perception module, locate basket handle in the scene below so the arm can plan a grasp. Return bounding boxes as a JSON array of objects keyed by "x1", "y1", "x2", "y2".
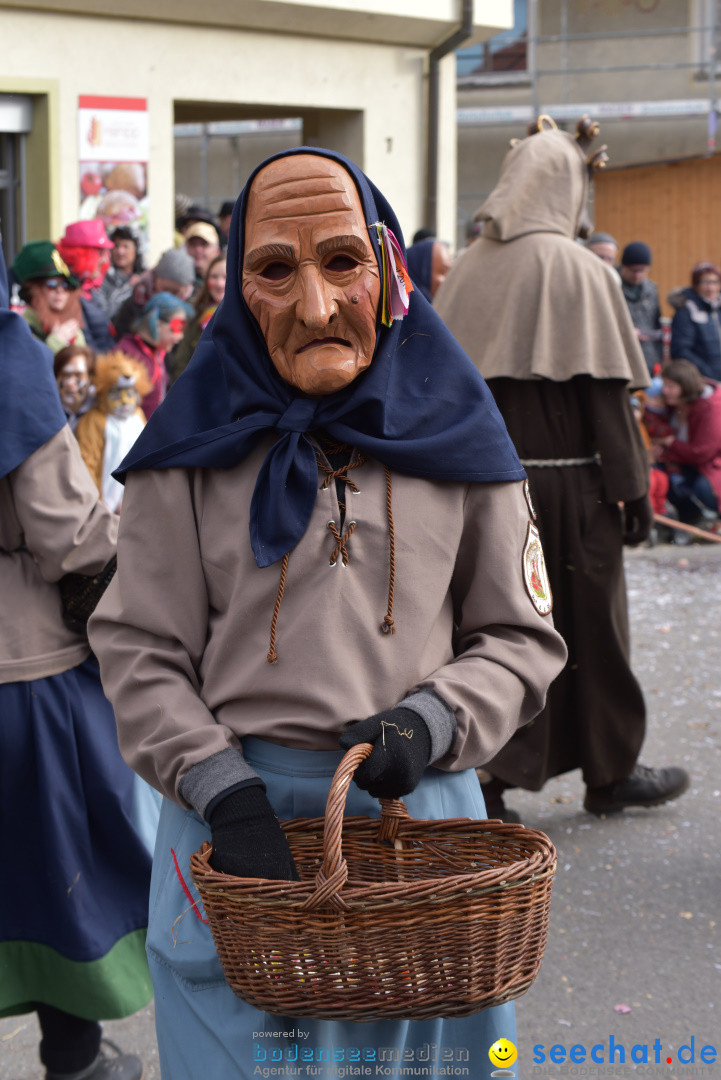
[{"x1": 300, "y1": 742, "x2": 410, "y2": 911}]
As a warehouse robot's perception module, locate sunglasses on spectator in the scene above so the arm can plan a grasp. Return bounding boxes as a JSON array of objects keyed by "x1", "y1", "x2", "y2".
[
  {"x1": 41, "y1": 278, "x2": 72, "y2": 291},
  {"x1": 166, "y1": 317, "x2": 187, "y2": 333}
]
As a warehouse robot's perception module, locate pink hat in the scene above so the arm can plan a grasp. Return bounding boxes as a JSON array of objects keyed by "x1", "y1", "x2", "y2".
[{"x1": 58, "y1": 219, "x2": 114, "y2": 249}]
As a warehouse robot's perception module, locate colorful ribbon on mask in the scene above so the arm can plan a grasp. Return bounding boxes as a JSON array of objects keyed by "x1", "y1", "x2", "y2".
[{"x1": 372, "y1": 222, "x2": 414, "y2": 327}]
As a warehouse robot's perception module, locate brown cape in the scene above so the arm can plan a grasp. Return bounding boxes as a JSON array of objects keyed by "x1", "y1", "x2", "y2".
[{"x1": 435, "y1": 129, "x2": 649, "y2": 390}]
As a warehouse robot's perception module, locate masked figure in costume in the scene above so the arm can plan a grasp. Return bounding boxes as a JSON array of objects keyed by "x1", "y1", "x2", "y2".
[
  {"x1": 89, "y1": 148, "x2": 567, "y2": 1080},
  {"x1": 0, "y1": 243, "x2": 151, "y2": 1080},
  {"x1": 75, "y1": 351, "x2": 150, "y2": 512},
  {"x1": 53, "y1": 344, "x2": 97, "y2": 431},
  {"x1": 434, "y1": 117, "x2": 689, "y2": 819},
  {"x1": 405, "y1": 237, "x2": 452, "y2": 303}
]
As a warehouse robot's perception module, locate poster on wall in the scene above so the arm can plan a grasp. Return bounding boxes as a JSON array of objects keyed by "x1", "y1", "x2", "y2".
[{"x1": 77, "y1": 95, "x2": 149, "y2": 252}]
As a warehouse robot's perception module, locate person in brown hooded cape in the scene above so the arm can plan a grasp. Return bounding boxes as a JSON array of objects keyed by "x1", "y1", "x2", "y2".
[{"x1": 434, "y1": 116, "x2": 690, "y2": 819}]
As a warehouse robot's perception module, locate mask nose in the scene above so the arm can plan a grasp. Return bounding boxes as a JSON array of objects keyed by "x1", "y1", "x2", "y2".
[{"x1": 296, "y1": 265, "x2": 338, "y2": 330}]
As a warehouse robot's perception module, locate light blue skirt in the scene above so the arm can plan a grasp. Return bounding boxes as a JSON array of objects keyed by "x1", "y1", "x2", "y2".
[{"x1": 147, "y1": 737, "x2": 517, "y2": 1080}]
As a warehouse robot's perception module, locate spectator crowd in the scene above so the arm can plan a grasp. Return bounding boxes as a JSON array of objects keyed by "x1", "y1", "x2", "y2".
[
  {"x1": 7, "y1": 201, "x2": 229, "y2": 510},
  {"x1": 582, "y1": 232, "x2": 721, "y2": 537}
]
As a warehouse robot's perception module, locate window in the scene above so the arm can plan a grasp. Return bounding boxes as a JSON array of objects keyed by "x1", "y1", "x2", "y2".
[
  {"x1": 0, "y1": 95, "x2": 31, "y2": 262},
  {"x1": 457, "y1": 0, "x2": 528, "y2": 78},
  {"x1": 0, "y1": 133, "x2": 26, "y2": 265}
]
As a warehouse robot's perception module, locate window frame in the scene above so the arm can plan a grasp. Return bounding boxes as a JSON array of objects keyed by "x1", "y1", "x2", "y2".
[
  {"x1": 693, "y1": 0, "x2": 721, "y2": 76},
  {"x1": 456, "y1": 0, "x2": 531, "y2": 86}
]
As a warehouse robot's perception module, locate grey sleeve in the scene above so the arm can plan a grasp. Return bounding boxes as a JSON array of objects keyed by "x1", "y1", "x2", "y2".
[
  {"x1": 13, "y1": 425, "x2": 118, "y2": 580},
  {"x1": 178, "y1": 748, "x2": 263, "y2": 819},
  {"x1": 398, "y1": 688, "x2": 457, "y2": 764}
]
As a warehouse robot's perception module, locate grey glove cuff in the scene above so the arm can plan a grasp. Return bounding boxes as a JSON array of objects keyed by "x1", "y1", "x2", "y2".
[
  {"x1": 397, "y1": 689, "x2": 457, "y2": 763},
  {"x1": 178, "y1": 747, "x2": 262, "y2": 819}
]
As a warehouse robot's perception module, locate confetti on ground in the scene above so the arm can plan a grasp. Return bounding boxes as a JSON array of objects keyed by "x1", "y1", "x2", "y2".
[
  {"x1": 1, "y1": 1024, "x2": 27, "y2": 1041},
  {"x1": 614, "y1": 1004, "x2": 632, "y2": 1014}
]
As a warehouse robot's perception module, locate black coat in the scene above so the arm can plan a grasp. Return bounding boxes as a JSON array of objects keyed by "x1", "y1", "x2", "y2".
[
  {"x1": 80, "y1": 297, "x2": 114, "y2": 353},
  {"x1": 670, "y1": 289, "x2": 721, "y2": 382},
  {"x1": 484, "y1": 375, "x2": 648, "y2": 790}
]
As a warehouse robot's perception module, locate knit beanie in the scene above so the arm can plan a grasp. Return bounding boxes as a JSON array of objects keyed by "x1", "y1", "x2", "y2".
[
  {"x1": 586, "y1": 232, "x2": 617, "y2": 247},
  {"x1": 621, "y1": 241, "x2": 652, "y2": 267},
  {"x1": 154, "y1": 248, "x2": 195, "y2": 286}
]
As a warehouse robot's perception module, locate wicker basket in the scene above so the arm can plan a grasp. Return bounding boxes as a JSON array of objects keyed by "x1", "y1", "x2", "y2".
[{"x1": 190, "y1": 743, "x2": 556, "y2": 1021}]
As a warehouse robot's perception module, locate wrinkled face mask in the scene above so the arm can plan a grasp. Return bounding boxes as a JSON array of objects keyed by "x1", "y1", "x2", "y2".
[
  {"x1": 105, "y1": 380, "x2": 140, "y2": 420},
  {"x1": 241, "y1": 155, "x2": 381, "y2": 396}
]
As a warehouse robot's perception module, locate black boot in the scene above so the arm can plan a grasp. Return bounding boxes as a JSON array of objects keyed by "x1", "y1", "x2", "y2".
[
  {"x1": 584, "y1": 764, "x2": 689, "y2": 815},
  {"x1": 45, "y1": 1039, "x2": 144, "y2": 1080}
]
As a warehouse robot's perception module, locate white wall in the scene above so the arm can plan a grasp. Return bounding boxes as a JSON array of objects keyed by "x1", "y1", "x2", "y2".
[{"x1": 1, "y1": 9, "x2": 448, "y2": 258}]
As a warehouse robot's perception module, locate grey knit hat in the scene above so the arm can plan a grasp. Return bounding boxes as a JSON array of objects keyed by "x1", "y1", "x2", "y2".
[
  {"x1": 586, "y1": 231, "x2": 617, "y2": 248},
  {"x1": 154, "y1": 247, "x2": 195, "y2": 286}
]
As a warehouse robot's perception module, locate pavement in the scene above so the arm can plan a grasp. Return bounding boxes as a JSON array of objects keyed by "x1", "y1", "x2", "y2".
[
  {"x1": 509, "y1": 543, "x2": 721, "y2": 1080},
  {"x1": 2, "y1": 543, "x2": 719, "y2": 1080}
]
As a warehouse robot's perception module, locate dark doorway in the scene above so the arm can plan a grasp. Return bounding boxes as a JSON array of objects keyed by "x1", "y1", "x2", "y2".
[{"x1": 0, "y1": 131, "x2": 26, "y2": 265}]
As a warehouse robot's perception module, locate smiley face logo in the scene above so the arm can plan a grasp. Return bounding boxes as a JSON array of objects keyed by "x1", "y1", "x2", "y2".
[{"x1": 488, "y1": 1038, "x2": 518, "y2": 1071}]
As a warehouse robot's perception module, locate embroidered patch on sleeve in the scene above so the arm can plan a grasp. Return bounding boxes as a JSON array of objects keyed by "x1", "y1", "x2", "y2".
[
  {"x1": 523, "y1": 521, "x2": 553, "y2": 615},
  {"x1": 523, "y1": 478, "x2": 537, "y2": 521}
]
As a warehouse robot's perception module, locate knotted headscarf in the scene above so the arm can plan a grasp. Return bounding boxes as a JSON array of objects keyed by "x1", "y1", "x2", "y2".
[
  {"x1": 405, "y1": 238, "x2": 435, "y2": 302},
  {"x1": 116, "y1": 147, "x2": 524, "y2": 567}
]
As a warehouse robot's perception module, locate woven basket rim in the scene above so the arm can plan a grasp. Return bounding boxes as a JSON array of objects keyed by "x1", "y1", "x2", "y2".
[
  {"x1": 191, "y1": 839, "x2": 556, "y2": 907},
  {"x1": 190, "y1": 745, "x2": 557, "y2": 911}
]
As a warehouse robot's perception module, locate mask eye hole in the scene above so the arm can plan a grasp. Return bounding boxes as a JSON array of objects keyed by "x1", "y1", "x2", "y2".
[
  {"x1": 260, "y1": 261, "x2": 293, "y2": 281},
  {"x1": 325, "y1": 253, "x2": 359, "y2": 273}
]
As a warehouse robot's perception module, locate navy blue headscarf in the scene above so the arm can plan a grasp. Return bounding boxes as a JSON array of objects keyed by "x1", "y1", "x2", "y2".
[
  {"x1": 405, "y1": 238, "x2": 436, "y2": 302},
  {"x1": 117, "y1": 147, "x2": 524, "y2": 567},
  {"x1": 0, "y1": 243, "x2": 66, "y2": 480}
]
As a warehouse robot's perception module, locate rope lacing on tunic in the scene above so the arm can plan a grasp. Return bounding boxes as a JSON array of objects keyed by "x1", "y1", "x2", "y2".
[
  {"x1": 317, "y1": 441, "x2": 365, "y2": 496},
  {"x1": 265, "y1": 444, "x2": 397, "y2": 662},
  {"x1": 326, "y1": 518, "x2": 357, "y2": 567},
  {"x1": 318, "y1": 441, "x2": 365, "y2": 568}
]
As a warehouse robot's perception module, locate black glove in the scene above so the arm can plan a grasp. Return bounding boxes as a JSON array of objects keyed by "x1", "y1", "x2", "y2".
[
  {"x1": 622, "y1": 494, "x2": 654, "y2": 546},
  {"x1": 338, "y1": 707, "x2": 432, "y2": 798},
  {"x1": 208, "y1": 784, "x2": 299, "y2": 880}
]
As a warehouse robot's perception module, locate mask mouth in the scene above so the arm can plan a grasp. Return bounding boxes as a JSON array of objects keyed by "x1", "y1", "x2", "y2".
[{"x1": 295, "y1": 336, "x2": 351, "y2": 354}]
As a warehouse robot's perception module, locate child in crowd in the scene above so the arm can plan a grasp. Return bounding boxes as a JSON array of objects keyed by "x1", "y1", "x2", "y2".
[{"x1": 75, "y1": 351, "x2": 150, "y2": 512}]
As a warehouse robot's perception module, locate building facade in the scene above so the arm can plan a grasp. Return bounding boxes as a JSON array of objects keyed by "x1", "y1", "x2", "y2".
[
  {"x1": 0, "y1": 0, "x2": 511, "y2": 264},
  {"x1": 455, "y1": 0, "x2": 721, "y2": 286}
]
